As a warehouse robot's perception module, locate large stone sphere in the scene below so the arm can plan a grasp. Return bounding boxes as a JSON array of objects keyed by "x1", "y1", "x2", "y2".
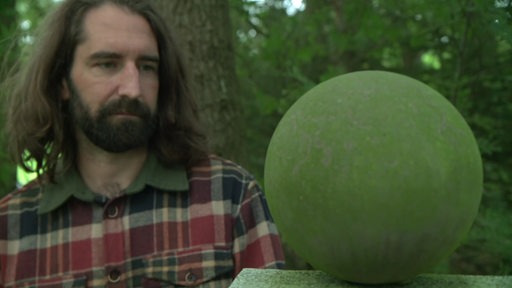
[{"x1": 264, "y1": 71, "x2": 483, "y2": 284}]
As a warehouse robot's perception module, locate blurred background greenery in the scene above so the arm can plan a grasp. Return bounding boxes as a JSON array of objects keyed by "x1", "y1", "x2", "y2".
[{"x1": 1, "y1": 0, "x2": 511, "y2": 276}]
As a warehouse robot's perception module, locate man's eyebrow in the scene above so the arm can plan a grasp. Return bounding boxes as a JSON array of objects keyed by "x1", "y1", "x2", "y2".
[
  {"x1": 139, "y1": 55, "x2": 160, "y2": 63},
  {"x1": 88, "y1": 51, "x2": 122, "y2": 60},
  {"x1": 87, "y1": 51, "x2": 160, "y2": 63}
]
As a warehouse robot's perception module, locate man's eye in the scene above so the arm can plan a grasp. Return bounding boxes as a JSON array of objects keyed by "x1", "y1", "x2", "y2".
[
  {"x1": 139, "y1": 63, "x2": 158, "y2": 73},
  {"x1": 97, "y1": 62, "x2": 118, "y2": 69}
]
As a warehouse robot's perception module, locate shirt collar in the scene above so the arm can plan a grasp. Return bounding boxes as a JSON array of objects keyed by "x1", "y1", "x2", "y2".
[{"x1": 38, "y1": 153, "x2": 189, "y2": 214}]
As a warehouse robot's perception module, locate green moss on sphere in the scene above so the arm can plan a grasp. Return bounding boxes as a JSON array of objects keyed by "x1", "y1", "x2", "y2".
[{"x1": 264, "y1": 71, "x2": 483, "y2": 285}]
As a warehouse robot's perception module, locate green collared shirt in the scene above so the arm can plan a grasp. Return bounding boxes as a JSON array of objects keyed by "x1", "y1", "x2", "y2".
[{"x1": 38, "y1": 154, "x2": 189, "y2": 214}]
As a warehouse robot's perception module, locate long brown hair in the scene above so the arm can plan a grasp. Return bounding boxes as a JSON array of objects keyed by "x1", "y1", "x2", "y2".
[{"x1": 3, "y1": 0, "x2": 209, "y2": 182}]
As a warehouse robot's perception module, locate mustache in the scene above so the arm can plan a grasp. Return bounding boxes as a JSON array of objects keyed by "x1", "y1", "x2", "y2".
[{"x1": 99, "y1": 97, "x2": 152, "y2": 118}]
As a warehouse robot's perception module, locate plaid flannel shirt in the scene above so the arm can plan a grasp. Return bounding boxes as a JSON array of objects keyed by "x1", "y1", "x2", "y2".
[{"x1": 0, "y1": 155, "x2": 285, "y2": 287}]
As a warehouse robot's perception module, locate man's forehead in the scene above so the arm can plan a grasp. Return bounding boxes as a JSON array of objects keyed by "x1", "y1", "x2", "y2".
[{"x1": 78, "y1": 3, "x2": 158, "y2": 56}]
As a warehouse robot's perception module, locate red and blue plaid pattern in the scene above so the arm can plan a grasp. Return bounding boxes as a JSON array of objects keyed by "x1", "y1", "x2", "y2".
[{"x1": 0, "y1": 156, "x2": 285, "y2": 287}]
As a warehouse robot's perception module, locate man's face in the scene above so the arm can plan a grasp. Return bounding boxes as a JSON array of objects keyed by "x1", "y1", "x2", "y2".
[{"x1": 64, "y1": 3, "x2": 160, "y2": 153}]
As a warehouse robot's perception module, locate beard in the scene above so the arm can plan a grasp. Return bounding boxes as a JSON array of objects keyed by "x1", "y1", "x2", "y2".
[{"x1": 66, "y1": 78, "x2": 158, "y2": 153}]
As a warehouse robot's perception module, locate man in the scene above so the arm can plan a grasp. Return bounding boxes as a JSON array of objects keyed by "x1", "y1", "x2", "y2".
[{"x1": 0, "y1": 0, "x2": 285, "y2": 287}]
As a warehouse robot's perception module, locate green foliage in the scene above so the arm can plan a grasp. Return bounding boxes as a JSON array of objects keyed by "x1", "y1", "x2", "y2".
[{"x1": 0, "y1": 0, "x2": 17, "y2": 196}]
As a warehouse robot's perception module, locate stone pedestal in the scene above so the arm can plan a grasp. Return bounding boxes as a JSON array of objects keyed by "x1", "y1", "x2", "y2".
[{"x1": 230, "y1": 268, "x2": 512, "y2": 288}]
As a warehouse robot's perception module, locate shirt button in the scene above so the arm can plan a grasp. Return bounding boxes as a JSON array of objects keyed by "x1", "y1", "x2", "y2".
[
  {"x1": 108, "y1": 269, "x2": 121, "y2": 283},
  {"x1": 185, "y1": 271, "x2": 197, "y2": 283},
  {"x1": 107, "y1": 205, "x2": 119, "y2": 218}
]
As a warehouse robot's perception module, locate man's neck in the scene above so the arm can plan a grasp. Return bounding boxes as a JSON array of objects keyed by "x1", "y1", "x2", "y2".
[{"x1": 76, "y1": 139, "x2": 149, "y2": 198}]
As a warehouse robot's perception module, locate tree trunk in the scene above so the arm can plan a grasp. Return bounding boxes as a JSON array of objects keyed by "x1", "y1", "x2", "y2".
[{"x1": 149, "y1": 0, "x2": 246, "y2": 164}]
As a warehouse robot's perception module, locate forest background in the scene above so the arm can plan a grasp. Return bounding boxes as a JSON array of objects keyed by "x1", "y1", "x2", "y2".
[{"x1": 0, "y1": 0, "x2": 511, "y2": 276}]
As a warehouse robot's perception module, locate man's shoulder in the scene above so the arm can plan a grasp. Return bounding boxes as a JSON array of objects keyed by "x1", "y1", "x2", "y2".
[
  {"x1": 0, "y1": 182, "x2": 42, "y2": 211},
  {"x1": 186, "y1": 155, "x2": 261, "y2": 205},
  {"x1": 189, "y1": 155, "x2": 254, "y2": 180}
]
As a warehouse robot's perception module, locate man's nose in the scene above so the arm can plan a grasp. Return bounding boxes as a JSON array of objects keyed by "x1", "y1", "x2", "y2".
[{"x1": 118, "y1": 63, "x2": 141, "y2": 98}]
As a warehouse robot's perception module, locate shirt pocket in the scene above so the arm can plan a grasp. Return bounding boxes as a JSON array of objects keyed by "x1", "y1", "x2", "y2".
[
  {"x1": 14, "y1": 274, "x2": 87, "y2": 288},
  {"x1": 142, "y1": 245, "x2": 234, "y2": 287}
]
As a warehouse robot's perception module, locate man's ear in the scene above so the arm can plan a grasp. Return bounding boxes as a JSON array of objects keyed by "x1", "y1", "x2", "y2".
[{"x1": 61, "y1": 79, "x2": 70, "y2": 100}]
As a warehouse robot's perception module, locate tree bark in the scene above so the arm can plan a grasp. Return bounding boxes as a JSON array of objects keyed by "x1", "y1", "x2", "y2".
[{"x1": 150, "y1": 0, "x2": 246, "y2": 164}]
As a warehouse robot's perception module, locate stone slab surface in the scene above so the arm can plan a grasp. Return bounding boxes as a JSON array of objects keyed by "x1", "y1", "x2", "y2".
[{"x1": 229, "y1": 268, "x2": 512, "y2": 288}]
